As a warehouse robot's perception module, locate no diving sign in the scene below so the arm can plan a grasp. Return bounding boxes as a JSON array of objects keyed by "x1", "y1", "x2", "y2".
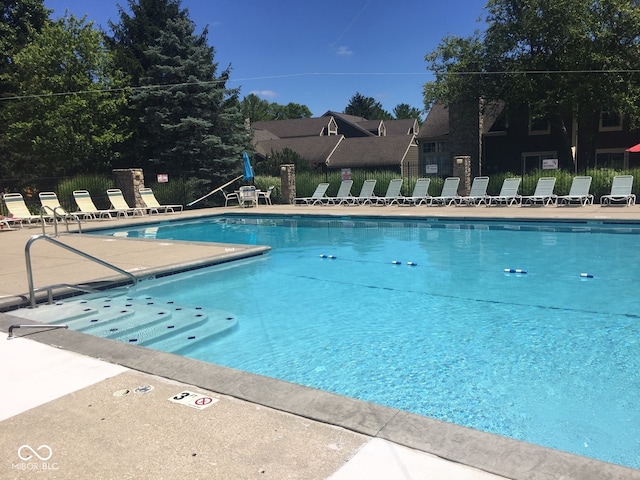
[{"x1": 169, "y1": 391, "x2": 219, "y2": 410}]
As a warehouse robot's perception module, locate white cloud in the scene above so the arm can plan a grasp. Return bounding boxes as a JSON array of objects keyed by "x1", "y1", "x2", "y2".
[
  {"x1": 336, "y1": 45, "x2": 353, "y2": 56},
  {"x1": 250, "y1": 90, "x2": 278, "y2": 98}
]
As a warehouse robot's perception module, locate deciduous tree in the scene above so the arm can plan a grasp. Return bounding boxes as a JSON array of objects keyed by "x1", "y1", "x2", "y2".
[
  {"x1": 1, "y1": 15, "x2": 129, "y2": 179},
  {"x1": 424, "y1": 0, "x2": 640, "y2": 169}
]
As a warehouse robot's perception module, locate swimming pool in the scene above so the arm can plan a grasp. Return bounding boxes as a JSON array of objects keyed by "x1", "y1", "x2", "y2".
[{"x1": 88, "y1": 215, "x2": 640, "y2": 469}]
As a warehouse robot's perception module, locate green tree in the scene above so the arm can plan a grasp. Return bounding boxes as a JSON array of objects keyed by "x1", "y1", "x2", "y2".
[
  {"x1": 241, "y1": 93, "x2": 272, "y2": 122},
  {"x1": 272, "y1": 102, "x2": 312, "y2": 120},
  {"x1": 393, "y1": 103, "x2": 423, "y2": 122},
  {"x1": 0, "y1": 0, "x2": 50, "y2": 175},
  {"x1": 240, "y1": 94, "x2": 312, "y2": 122},
  {"x1": 424, "y1": 0, "x2": 640, "y2": 170},
  {"x1": 109, "y1": 0, "x2": 251, "y2": 191},
  {"x1": 1, "y1": 15, "x2": 129, "y2": 179},
  {"x1": 345, "y1": 92, "x2": 392, "y2": 120}
]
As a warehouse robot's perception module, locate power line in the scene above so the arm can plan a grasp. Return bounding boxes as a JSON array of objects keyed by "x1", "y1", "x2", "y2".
[
  {"x1": 2, "y1": 68, "x2": 639, "y2": 102},
  {"x1": 449, "y1": 69, "x2": 640, "y2": 75}
]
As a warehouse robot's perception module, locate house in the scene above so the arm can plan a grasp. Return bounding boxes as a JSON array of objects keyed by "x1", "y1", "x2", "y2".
[
  {"x1": 417, "y1": 100, "x2": 640, "y2": 178},
  {"x1": 251, "y1": 113, "x2": 420, "y2": 175}
]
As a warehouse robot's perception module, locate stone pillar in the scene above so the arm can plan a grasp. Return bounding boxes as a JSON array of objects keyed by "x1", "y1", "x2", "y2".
[
  {"x1": 453, "y1": 156, "x2": 472, "y2": 195},
  {"x1": 280, "y1": 164, "x2": 295, "y2": 204},
  {"x1": 113, "y1": 168, "x2": 145, "y2": 208},
  {"x1": 449, "y1": 100, "x2": 481, "y2": 177}
]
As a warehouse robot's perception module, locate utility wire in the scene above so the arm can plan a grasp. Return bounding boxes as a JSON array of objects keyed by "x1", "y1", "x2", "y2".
[{"x1": 2, "y1": 69, "x2": 639, "y2": 102}]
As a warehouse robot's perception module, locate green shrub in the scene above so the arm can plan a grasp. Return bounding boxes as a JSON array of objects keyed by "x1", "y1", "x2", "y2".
[
  {"x1": 147, "y1": 178, "x2": 198, "y2": 206},
  {"x1": 56, "y1": 175, "x2": 114, "y2": 211}
]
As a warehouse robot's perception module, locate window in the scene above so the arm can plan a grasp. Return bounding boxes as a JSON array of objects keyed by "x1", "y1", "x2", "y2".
[
  {"x1": 422, "y1": 141, "x2": 446, "y2": 154},
  {"x1": 528, "y1": 115, "x2": 550, "y2": 135},
  {"x1": 421, "y1": 141, "x2": 450, "y2": 175},
  {"x1": 599, "y1": 111, "x2": 622, "y2": 132},
  {"x1": 595, "y1": 150, "x2": 625, "y2": 169},
  {"x1": 521, "y1": 152, "x2": 557, "y2": 173}
]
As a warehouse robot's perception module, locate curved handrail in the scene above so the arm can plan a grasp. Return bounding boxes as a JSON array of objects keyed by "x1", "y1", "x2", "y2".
[
  {"x1": 41, "y1": 205, "x2": 82, "y2": 236},
  {"x1": 8, "y1": 324, "x2": 68, "y2": 339},
  {"x1": 25, "y1": 235, "x2": 137, "y2": 308}
]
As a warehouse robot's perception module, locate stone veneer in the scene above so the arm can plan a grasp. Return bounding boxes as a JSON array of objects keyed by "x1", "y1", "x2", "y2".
[
  {"x1": 280, "y1": 164, "x2": 296, "y2": 204},
  {"x1": 113, "y1": 168, "x2": 145, "y2": 208}
]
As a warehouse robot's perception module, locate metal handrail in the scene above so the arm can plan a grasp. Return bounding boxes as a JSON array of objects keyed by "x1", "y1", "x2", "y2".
[
  {"x1": 40, "y1": 205, "x2": 82, "y2": 236},
  {"x1": 32, "y1": 283, "x2": 100, "y2": 304},
  {"x1": 8, "y1": 324, "x2": 68, "y2": 339},
  {"x1": 25, "y1": 235, "x2": 138, "y2": 308}
]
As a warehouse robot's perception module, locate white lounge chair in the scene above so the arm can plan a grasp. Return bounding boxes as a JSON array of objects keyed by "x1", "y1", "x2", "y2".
[
  {"x1": 343, "y1": 179, "x2": 377, "y2": 205},
  {"x1": 457, "y1": 176, "x2": 490, "y2": 206},
  {"x1": 2, "y1": 192, "x2": 50, "y2": 224},
  {"x1": 39, "y1": 191, "x2": 81, "y2": 222},
  {"x1": 106, "y1": 189, "x2": 146, "y2": 217},
  {"x1": 0, "y1": 216, "x2": 21, "y2": 230},
  {"x1": 327, "y1": 180, "x2": 354, "y2": 205},
  {"x1": 487, "y1": 178, "x2": 522, "y2": 206},
  {"x1": 430, "y1": 177, "x2": 460, "y2": 206},
  {"x1": 372, "y1": 179, "x2": 403, "y2": 206},
  {"x1": 401, "y1": 178, "x2": 431, "y2": 206},
  {"x1": 295, "y1": 183, "x2": 330, "y2": 205},
  {"x1": 73, "y1": 190, "x2": 117, "y2": 219},
  {"x1": 139, "y1": 187, "x2": 183, "y2": 213},
  {"x1": 600, "y1": 175, "x2": 635, "y2": 206},
  {"x1": 557, "y1": 176, "x2": 594, "y2": 206},
  {"x1": 521, "y1": 177, "x2": 557, "y2": 206}
]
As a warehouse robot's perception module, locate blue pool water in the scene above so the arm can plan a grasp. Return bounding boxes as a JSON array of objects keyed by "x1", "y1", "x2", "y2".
[{"x1": 92, "y1": 215, "x2": 640, "y2": 469}]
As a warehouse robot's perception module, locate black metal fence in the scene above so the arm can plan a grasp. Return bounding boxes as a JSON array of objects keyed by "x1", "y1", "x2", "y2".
[{"x1": 3, "y1": 164, "x2": 640, "y2": 215}]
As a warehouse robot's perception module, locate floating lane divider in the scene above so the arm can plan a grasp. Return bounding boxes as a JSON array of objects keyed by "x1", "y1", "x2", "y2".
[
  {"x1": 504, "y1": 268, "x2": 527, "y2": 274},
  {"x1": 392, "y1": 260, "x2": 418, "y2": 266},
  {"x1": 320, "y1": 255, "x2": 418, "y2": 266},
  {"x1": 580, "y1": 273, "x2": 594, "y2": 278}
]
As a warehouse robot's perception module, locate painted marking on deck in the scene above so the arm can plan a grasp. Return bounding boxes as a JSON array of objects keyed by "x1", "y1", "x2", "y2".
[{"x1": 169, "y1": 390, "x2": 218, "y2": 410}]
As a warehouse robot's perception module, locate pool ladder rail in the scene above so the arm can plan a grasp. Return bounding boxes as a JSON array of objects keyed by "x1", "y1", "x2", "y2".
[
  {"x1": 7, "y1": 323, "x2": 68, "y2": 339},
  {"x1": 24, "y1": 234, "x2": 138, "y2": 309}
]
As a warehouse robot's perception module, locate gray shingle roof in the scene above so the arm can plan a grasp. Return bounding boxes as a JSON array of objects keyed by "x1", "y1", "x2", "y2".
[
  {"x1": 385, "y1": 119, "x2": 419, "y2": 136},
  {"x1": 417, "y1": 102, "x2": 449, "y2": 139},
  {"x1": 255, "y1": 135, "x2": 344, "y2": 164},
  {"x1": 251, "y1": 117, "x2": 336, "y2": 138},
  {"x1": 327, "y1": 136, "x2": 416, "y2": 168}
]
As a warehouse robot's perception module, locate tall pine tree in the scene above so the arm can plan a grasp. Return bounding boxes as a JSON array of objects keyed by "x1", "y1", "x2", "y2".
[{"x1": 108, "y1": 0, "x2": 250, "y2": 192}]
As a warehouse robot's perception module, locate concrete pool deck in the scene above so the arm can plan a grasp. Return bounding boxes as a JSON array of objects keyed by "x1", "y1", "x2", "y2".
[{"x1": 2, "y1": 203, "x2": 640, "y2": 479}]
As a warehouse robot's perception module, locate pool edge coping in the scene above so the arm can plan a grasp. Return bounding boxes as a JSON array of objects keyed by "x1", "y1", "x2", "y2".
[{"x1": 2, "y1": 320, "x2": 638, "y2": 478}]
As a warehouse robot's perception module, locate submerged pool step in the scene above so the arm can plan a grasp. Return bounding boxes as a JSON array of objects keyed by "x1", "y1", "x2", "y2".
[
  {"x1": 7, "y1": 293, "x2": 237, "y2": 349},
  {"x1": 107, "y1": 306, "x2": 211, "y2": 344},
  {"x1": 141, "y1": 310, "x2": 238, "y2": 353},
  {"x1": 6, "y1": 301, "x2": 100, "y2": 324}
]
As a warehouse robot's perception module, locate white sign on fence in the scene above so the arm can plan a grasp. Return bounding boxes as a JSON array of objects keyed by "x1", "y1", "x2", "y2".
[
  {"x1": 542, "y1": 159, "x2": 558, "y2": 170},
  {"x1": 425, "y1": 164, "x2": 438, "y2": 174}
]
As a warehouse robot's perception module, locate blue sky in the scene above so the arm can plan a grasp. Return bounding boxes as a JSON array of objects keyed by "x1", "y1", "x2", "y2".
[{"x1": 43, "y1": 0, "x2": 488, "y2": 117}]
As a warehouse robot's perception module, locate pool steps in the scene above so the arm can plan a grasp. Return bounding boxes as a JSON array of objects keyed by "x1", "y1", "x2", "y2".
[{"x1": 6, "y1": 294, "x2": 237, "y2": 352}]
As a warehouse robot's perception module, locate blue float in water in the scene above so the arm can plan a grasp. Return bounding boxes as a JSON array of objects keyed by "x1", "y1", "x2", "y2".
[
  {"x1": 580, "y1": 273, "x2": 594, "y2": 278},
  {"x1": 407, "y1": 261, "x2": 418, "y2": 266},
  {"x1": 504, "y1": 268, "x2": 527, "y2": 274},
  {"x1": 392, "y1": 260, "x2": 402, "y2": 265}
]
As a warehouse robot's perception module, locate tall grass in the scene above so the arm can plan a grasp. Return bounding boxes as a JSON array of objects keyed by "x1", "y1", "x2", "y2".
[{"x1": 56, "y1": 175, "x2": 114, "y2": 210}]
